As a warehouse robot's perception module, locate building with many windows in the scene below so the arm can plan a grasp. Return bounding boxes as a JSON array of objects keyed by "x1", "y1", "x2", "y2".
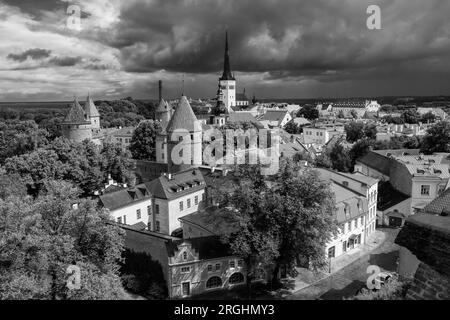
[
  {"x1": 100, "y1": 168, "x2": 206, "y2": 236},
  {"x1": 316, "y1": 168, "x2": 379, "y2": 243}
]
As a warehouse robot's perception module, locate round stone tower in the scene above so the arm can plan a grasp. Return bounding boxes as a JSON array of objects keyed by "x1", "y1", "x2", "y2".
[
  {"x1": 166, "y1": 95, "x2": 202, "y2": 173},
  {"x1": 60, "y1": 98, "x2": 93, "y2": 142}
]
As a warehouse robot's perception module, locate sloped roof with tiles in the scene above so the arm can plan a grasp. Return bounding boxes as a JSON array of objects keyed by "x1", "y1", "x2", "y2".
[
  {"x1": 145, "y1": 168, "x2": 206, "y2": 200},
  {"x1": 331, "y1": 183, "x2": 368, "y2": 223},
  {"x1": 63, "y1": 98, "x2": 90, "y2": 124},
  {"x1": 357, "y1": 150, "x2": 393, "y2": 176},
  {"x1": 260, "y1": 110, "x2": 289, "y2": 123},
  {"x1": 423, "y1": 188, "x2": 450, "y2": 216},
  {"x1": 100, "y1": 183, "x2": 152, "y2": 211}
]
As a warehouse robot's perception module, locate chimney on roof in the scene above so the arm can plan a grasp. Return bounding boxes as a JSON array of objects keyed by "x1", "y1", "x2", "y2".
[
  {"x1": 158, "y1": 80, "x2": 162, "y2": 103},
  {"x1": 167, "y1": 173, "x2": 172, "y2": 180}
]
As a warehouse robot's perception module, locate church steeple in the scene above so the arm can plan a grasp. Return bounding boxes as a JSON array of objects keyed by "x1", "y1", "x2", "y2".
[{"x1": 220, "y1": 30, "x2": 235, "y2": 81}]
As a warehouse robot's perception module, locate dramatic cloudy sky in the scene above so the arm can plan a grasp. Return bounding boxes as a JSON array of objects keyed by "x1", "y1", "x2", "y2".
[{"x1": 1, "y1": 0, "x2": 450, "y2": 101}]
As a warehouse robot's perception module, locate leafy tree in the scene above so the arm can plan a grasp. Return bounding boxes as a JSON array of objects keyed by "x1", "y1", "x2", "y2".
[
  {"x1": 269, "y1": 161, "x2": 337, "y2": 284},
  {"x1": 329, "y1": 144, "x2": 352, "y2": 172},
  {"x1": 420, "y1": 111, "x2": 436, "y2": 124},
  {"x1": 223, "y1": 161, "x2": 338, "y2": 294},
  {"x1": 129, "y1": 121, "x2": 162, "y2": 160},
  {"x1": 350, "y1": 109, "x2": 358, "y2": 119},
  {"x1": 314, "y1": 152, "x2": 333, "y2": 169},
  {"x1": 100, "y1": 142, "x2": 136, "y2": 187},
  {"x1": 345, "y1": 122, "x2": 377, "y2": 143},
  {"x1": 344, "y1": 122, "x2": 365, "y2": 142},
  {"x1": 293, "y1": 151, "x2": 313, "y2": 163},
  {"x1": 3, "y1": 148, "x2": 65, "y2": 195},
  {"x1": 0, "y1": 171, "x2": 29, "y2": 200},
  {"x1": 297, "y1": 105, "x2": 319, "y2": 120},
  {"x1": 349, "y1": 139, "x2": 373, "y2": 168},
  {"x1": 284, "y1": 120, "x2": 303, "y2": 134},
  {"x1": 3, "y1": 138, "x2": 134, "y2": 196},
  {"x1": 0, "y1": 120, "x2": 49, "y2": 165},
  {"x1": 363, "y1": 123, "x2": 377, "y2": 140},
  {"x1": 421, "y1": 121, "x2": 450, "y2": 154},
  {"x1": 401, "y1": 109, "x2": 420, "y2": 124},
  {"x1": 383, "y1": 116, "x2": 404, "y2": 124},
  {"x1": 223, "y1": 165, "x2": 278, "y2": 297},
  {"x1": 0, "y1": 180, "x2": 127, "y2": 300}
]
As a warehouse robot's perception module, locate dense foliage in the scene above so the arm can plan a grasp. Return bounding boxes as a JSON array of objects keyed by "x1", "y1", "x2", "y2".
[
  {"x1": 129, "y1": 121, "x2": 162, "y2": 161},
  {"x1": 222, "y1": 160, "x2": 338, "y2": 295},
  {"x1": 420, "y1": 121, "x2": 450, "y2": 154},
  {"x1": 3, "y1": 138, "x2": 135, "y2": 197},
  {"x1": 0, "y1": 180, "x2": 127, "y2": 300},
  {"x1": 297, "y1": 105, "x2": 319, "y2": 120}
]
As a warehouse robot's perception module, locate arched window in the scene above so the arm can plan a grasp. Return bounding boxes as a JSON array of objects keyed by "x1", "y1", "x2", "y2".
[
  {"x1": 229, "y1": 272, "x2": 244, "y2": 284},
  {"x1": 206, "y1": 276, "x2": 222, "y2": 289}
]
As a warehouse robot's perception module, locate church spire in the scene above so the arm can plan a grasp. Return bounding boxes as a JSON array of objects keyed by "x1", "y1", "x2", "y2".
[{"x1": 220, "y1": 30, "x2": 235, "y2": 81}]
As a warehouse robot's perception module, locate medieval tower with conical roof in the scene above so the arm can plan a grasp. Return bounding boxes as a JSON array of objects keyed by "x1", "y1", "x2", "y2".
[
  {"x1": 217, "y1": 31, "x2": 236, "y2": 113},
  {"x1": 60, "y1": 95, "x2": 101, "y2": 142},
  {"x1": 155, "y1": 93, "x2": 202, "y2": 173}
]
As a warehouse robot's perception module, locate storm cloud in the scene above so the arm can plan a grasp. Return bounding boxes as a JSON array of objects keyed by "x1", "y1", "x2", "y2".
[
  {"x1": 7, "y1": 48, "x2": 52, "y2": 62},
  {"x1": 1, "y1": 0, "x2": 450, "y2": 101}
]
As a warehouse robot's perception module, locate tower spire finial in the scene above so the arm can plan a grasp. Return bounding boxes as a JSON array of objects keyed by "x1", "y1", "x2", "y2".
[{"x1": 220, "y1": 30, "x2": 234, "y2": 81}]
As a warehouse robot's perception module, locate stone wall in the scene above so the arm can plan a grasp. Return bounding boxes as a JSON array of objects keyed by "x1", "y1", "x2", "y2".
[{"x1": 406, "y1": 262, "x2": 450, "y2": 300}]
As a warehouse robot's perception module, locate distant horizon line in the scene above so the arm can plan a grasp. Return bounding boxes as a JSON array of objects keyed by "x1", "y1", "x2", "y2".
[{"x1": 1, "y1": 94, "x2": 450, "y2": 104}]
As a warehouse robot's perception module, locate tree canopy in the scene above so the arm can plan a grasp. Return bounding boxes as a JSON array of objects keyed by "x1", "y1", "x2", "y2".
[
  {"x1": 129, "y1": 121, "x2": 162, "y2": 161},
  {"x1": 344, "y1": 122, "x2": 377, "y2": 143},
  {"x1": 3, "y1": 138, "x2": 134, "y2": 196},
  {"x1": 223, "y1": 160, "x2": 338, "y2": 294},
  {"x1": 297, "y1": 105, "x2": 319, "y2": 120},
  {"x1": 420, "y1": 121, "x2": 450, "y2": 154},
  {"x1": 0, "y1": 180, "x2": 127, "y2": 300}
]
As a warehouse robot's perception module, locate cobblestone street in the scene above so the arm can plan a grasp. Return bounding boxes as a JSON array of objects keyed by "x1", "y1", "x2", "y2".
[{"x1": 288, "y1": 227, "x2": 400, "y2": 300}]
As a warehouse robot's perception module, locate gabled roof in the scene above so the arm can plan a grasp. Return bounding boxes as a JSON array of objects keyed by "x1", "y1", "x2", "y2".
[
  {"x1": 85, "y1": 94, "x2": 100, "y2": 117},
  {"x1": 423, "y1": 187, "x2": 450, "y2": 216},
  {"x1": 145, "y1": 168, "x2": 206, "y2": 200},
  {"x1": 236, "y1": 93, "x2": 249, "y2": 101},
  {"x1": 166, "y1": 95, "x2": 201, "y2": 132},
  {"x1": 227, "y1": 112, "x2": 264, "y2": 128},
  {"x1": 62, "y1": 98, "x2": 90, "y2": 124},
  {"x1": 356, "y1": 150, "x2": 392, "y2": 176},
  {"x1": 260, "y1": 109, "x2": 289, "y2": 122},
  {"x1": 100, "y1": 183, "x2": 152, "y2": 211}
]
